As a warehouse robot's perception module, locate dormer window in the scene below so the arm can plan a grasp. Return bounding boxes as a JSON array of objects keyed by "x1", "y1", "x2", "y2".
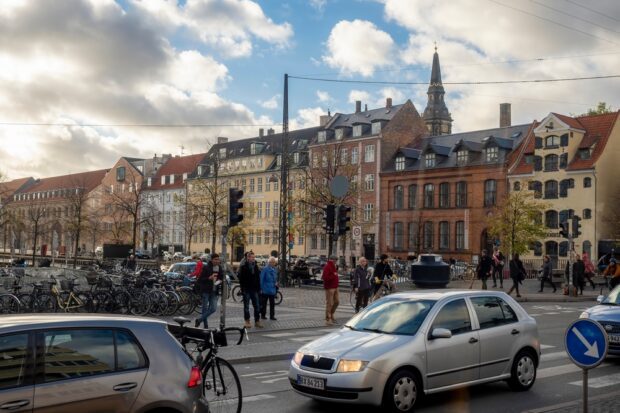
[
  {"x1": 293, "y1": 152, "x2": 299, "y2": 164},
  {"x1": 317, "y1": 131, "x2": 326, "y2": 142},
  {"x1": 545, "y1": 135, "x2": 560, "y2": 148},
  {"x1": 485, "y1": 146, "x2": 498, "y2": 162},
  {"x1": 424, "y1": 153, "x2": 436, "y2": 168},
  {"x1": 395, "y1": 156, "x2": 405, "y2": 171},
  {"x1": 372, "y1": 122, "x2": 381, "y2": 135},
  {"x1": 277, "y1": 155, "x2": 282, "y2": 166},
  {"x1": 335, "y1": 129, "x2": 344, "y2": 141},
  {"x1": 182, "y1": 173, "x2": 187, "y2": 182},
  {"x1": 197, "y1": 165, "x2": 203, "y2": 176},
  {"x1": 219, "y1": 148, "x2": 226, "y2": 159},
  {"x1": 250, "y1": 143, "x2": 257, "y2": 155},
  {"x1": 579, "y1": 149, "x2": 591, "y2": 160},
  {"x1": 116, "y1": 166, "x2": 125, "y2": 182},
  {"x1": 456, "y1": 149, "x2": 469, "y2": 165},
  {"x1": 353, "y1": 125, "x2": 362, "y2": 137},
  {"x1": 170, "y1": 175, "x2": 175, "y2": 184}
]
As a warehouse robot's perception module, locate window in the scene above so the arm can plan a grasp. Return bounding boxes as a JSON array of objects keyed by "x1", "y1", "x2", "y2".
[
  {"x1": 298, "y1": 234, "x2": 304, "y2": 246},
  {"x1": 535, "y1": 136, "x2": 543, "y2": 149},
  {"x1": 310, "y1": 234, "x2": 317, "y2": 249},
  {"x1": 423, "y1": 221, "x2": 434, "y2": 250},
  {"x1": 395, "y1": 156, "x2": 405, "y2": 171},
  {"x1": 273, "y1": 201, "x2": 279, "y2": 217},
  {"x1": 424, "y1": 153, "x2": 436, "y2": 168},
  {"x1": 219, "y1": 148, "x2": 226, "y2": 159},
  {"x1": 531, "y1": 241, "x2": 542, "y2": 256},
  {"x1": 408, "y1": 222, "x2": 418, "y2": 251},
  {"x1": 340, "y1": 148, "x2": 348, "y2": 164},
  {"x1": 364, "y1": 204, "x2": 374, "y2": 222},
  {"x1": 364, "y1": 174, "x2": 375, "y2": 191},
  {"x1": 559, "y1": 241, "x2": 569, "y2": 257},
  {"x1": 256, "y1": 230, "x2": 262, "y2": 245},
  {"x1": 364, "y1": 145, "x2": 375, "y2": 162},
  {"x1": 335, "y1": 129, "x2": 344, "y2": 141},
  {"x1": 584, "y1": 177, "x2": 592, "y2": 188},
  {"x1": 455, "y1": 181, "x2": 467, "y2": 207},
  {"x1": 321, "y1": 153, "x2": 327, "y2": 167},
  {"x1": 534, "y1": 156, "x2": 543, "y2": 171},
  {"x1": 559, "y1": 209, "x2": 570, "y2": 224},
  {"x1": 431, "y1": 299, "x2": 472, "y2": 335},
  {"x1": 408, "y1": 185, "x2": 417, "y2": 209},
  {"x1": 320, "y1": 234, "x2": 327, "y2": 250},
  {"x1": 393, "y1": 222, "x2": 404, "y2": 250},
  {"x1": 264, "y1": 230, "x2": 270, "y2": 245},
  {"x1": 544, "y1": 154, "x2": 558, "y2": 171},
  {"x1": 351, "y1": 148, "x2": 359, "y2": 164},
  {"x1": 439, "y1": 221, "x2": 449, "y2": 250},
  {"x1": 544, "y1": 180, "x2": 558, "y2": 199},
  {"x1": 579, "y1": 149, "x2": 591, "y2": 160},
  {"x1": 485, "y1": 146, "x2": 499, "y2": 162},
  {"x1": 513, "y1": 181, "x2": 521, "y2": 191},
  {"x1": 456, "y1": 221, "x2": 465, "y2": 250},
  {"x1": 249, "y1": 178, "x2": 255, "y2": 192},
  {"x1": 470, "y1": 297, "x2": 517, "y2": 329},
  {"x1": 353, "y1": 125, "x2": 363, "y2": 137},
  {"x1": 265, "y1": 202, "x2": 270, "y2": 218},
  {"x1": 484, "y1": 179, "x2": 497, "y2": 207},
  {"x1": 250, "y1": 143, "x2": 257, "y2": 155},
  {"x1": 393, "y1": 185, "x2": 404, "y2": 209},
  {"x1": 545, "y1": 210, "x2": 558, "y2": 229},
  {"x1": 257, "y1": 202, "x2": 262, "y2": 219},
  {"x1": 424, "y1": 184, "x2": 434, "y2": 208},
  {"x1": 351, "y1": 175, "x2": 358, "y2": 190},
  {"x1": 545, "y1": 135, "x2": 560, "y2": 147},
  {"x1": 583, "y1": 208, "x2": 592, "y2": 219},
  {"x1": 116, "y1": 330, "x2": 147, "y2": 371},
  {"x1": 559, "y1": 153, "x2": 568, "y2": 169},
  {"x1": 317, "y1": 131, "x2": 326, "y2": 142},
  {"x1": 273, "y1": 230, "x2": 279, "y2": 244},
  {"x1": 439, "y1": 183, "x2": 450, "y2": 208},
  {"x1": 257, "y1": 178, "x2": 263, "y2": 192},
  {"x1": 116, "y1": 166, "x2": 125, "y2": 182},
  {"x1": 312, "y1": 154, "x2": 319, "y2": 168},
  {"x1": 559, "y1": 179, "x2": 570, "y2": 197},
  {"x1": 0, "y1": 333, "x2": 29, "y2": 390},
  {"x1": 372, "y1": 122, "x2": 381, "y2": 134},
  {"x1": 583, "y1": 240, "x2": 592, "y2": 257},
  {"x1": 456, "y1": 150, "x2": 468, "y2": 165},
  {"x1": 545, "y1": 241, "x2": 558, "y2": 257},
  {"x1": 529, "y1": 181, "x2": 542, "y2": 198}
]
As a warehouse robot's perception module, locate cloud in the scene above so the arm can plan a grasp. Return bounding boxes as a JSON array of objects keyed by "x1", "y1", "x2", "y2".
[
  {"x1": 259, "y1": 95, "x2": 280, "y2": 109},
  {"x1": 348, "y1": 90, "x2": 371, "y2": 103},
  {"x1": 309, "y1": 0, "x2": 327, "y2": 12},
  {"x1": 323, "y1": 20, "x2": 394, "y2": 76},
  {"x1": 316, "y1": 90, "x2": 332, "y2": 103},
  {"x1": 290, "y1": 107, "x2": 326, "y2": 130}
]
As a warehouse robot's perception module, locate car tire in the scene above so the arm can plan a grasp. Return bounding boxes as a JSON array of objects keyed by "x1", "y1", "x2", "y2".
[
  {"x1": 508, "y1": 349, "x2": 537, "y2": 391},
  {"x1": 383, "y1": 369, "x2": 421, "y2": 412}
]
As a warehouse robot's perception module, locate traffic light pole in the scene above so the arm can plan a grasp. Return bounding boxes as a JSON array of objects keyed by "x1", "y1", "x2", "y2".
[
  {"x1": 220, "y1": 225, "x2": 228, "y2": 330},
  {"x1": 279, "y1": 73, "x2": 290, "y2": 284}
]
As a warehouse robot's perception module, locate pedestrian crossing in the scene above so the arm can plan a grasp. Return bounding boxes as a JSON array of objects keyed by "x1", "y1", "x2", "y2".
[{"x1": 262, "y1": 328, "x2": 337, "y2": 343}]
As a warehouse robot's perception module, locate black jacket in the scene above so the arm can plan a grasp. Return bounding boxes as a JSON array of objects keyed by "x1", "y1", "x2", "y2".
[
  {"x1": 353, "y1": 265, "x2": 371, "y2": 290},
  {"x1": 238, "y1": 261, "x2": 261, "y2": 292},
  {"x1": 510, "y1": 259, "x2": 526, "y2": 280},
  {"x1": 477, "y1": 256, "x2": 493, "y2": 278},
  {"x1": 374, "y1": 262, "x2": 393, "y2": 280},
  {"x1": 197, "y1": 262, "x2": 221, "y2": 294},
  {"x1": 565, "y1": 260, "x2": 585, "y2": 285},
  {"x1": 542, "y1": 260, "x2": 553, "y2": 278}
]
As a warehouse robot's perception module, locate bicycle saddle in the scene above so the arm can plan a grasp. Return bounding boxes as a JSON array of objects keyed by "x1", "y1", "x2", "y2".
[{"x1": 174, "y1": 316, "x2": 191, "y2": 327}]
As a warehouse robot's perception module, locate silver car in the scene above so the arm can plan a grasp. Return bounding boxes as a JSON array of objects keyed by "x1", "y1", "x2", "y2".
[
  {"x1": 289, "y1": 290, "x2": 540, "y2": 412},
  {"x1": 580, "y1": 284, "x2": 620, "y2": 355},
  {"x1": 0, "y1": 314, "x2": 209, "y2": 413}
]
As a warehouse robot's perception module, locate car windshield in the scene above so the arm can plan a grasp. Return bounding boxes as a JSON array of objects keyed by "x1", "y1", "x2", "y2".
[
  {"x1": 345, "y1": 298, "x2": 436, "y2": 335},
  {"x1": 169, "y1": 263, "x2": 195, "y2": 275},
  {"x1": 602, "y1": 286, "x2": 620, "y2": 305}
]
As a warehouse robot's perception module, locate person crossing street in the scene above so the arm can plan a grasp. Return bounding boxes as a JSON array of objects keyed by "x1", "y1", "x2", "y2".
[
  {"x1": 352, "y1": 257, "x2": 371, "y2": 313},
  {"x1": 323, "y1": 255, "x2": 339, "y2": 326},
  {"x1": 239, "y1": 252, "x2": 263, "y2": 329},
  {"x1": 260, "y1": 257, "x2": 278, "y2": 321}
]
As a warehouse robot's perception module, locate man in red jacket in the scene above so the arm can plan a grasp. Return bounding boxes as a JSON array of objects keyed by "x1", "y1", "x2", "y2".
[{"x1": 323, "y1": 255, "x2": 339, "y2": 326}]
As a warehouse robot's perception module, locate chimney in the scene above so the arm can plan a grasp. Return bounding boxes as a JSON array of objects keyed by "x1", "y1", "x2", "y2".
[
  {"x1": 267, "y1": 128, "x2": 275, "y2": 135},
  {"x1": 386, "y1": 97, "x2": 392, "y2": 108},
  {"x1": 364, "y1": 104, "x2": 368, "y2": 112},
  {"x1": 217, "y1": 137, "x2": 228, "y2": 144},
  {"x1": 259, "y1": 128, "x2": 264, "y2": 137},
  {"x1": 355, "y1": 100, "x2": 361, "y2": 113},
  {"x1": 500, "y1": 103, "x2": 511, "y2": 127},
  {"x1": 319, "y1": 115, "x2": 331, "y2": 126}
]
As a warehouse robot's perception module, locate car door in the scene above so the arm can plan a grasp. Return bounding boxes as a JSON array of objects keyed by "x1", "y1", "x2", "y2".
[
  {"x1": 0, "y1": 332, "x2": 34, "y2": 412},
  {"x1": 469, "y1": 296, "x2": 521, "y2": 379},
  {"x1": 33, "y1": 328, "x2": 147, "y2": 413},
  {"x1": 426, "y1": 298, "x2": 480, "y2": 390}
]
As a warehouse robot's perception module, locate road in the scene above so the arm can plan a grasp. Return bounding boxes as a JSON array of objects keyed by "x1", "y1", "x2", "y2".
[{"x1": 229, "y1": 302, "x2": 620, "y2": 413}]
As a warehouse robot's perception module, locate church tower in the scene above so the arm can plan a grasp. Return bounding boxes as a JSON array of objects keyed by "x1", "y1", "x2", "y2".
[{"x1": 423, "y1": 46, "x2": 453, "y2": 136}]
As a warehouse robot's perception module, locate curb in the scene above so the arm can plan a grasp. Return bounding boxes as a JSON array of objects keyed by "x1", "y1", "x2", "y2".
[
  {"x1": 522, "y1": 389, "x2": 620, "y2": 412},
  {"x1": 515, "y1": 296, "x2": 596, "y2": 303},
  {"x1": 228, "y1": 352, "x2": 294, "y2": 365}
]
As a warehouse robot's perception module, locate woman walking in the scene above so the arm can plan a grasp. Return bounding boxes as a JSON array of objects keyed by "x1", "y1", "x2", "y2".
[
  {"x1": 508, "y1": 253, "x2": 526, "y2": 298},
  {"x1": 352, "y1": 257, "x2": 371, "y2": 313},
  {"x1": 538, "y1": 255, "x2": 556, "y2": 293}
]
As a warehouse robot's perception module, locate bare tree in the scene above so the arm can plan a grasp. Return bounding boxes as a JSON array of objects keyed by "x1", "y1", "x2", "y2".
[
  {"x1": 173, "y1": 191, "x2": 205, "y2": 255},
  {"x1": 64, "y1": 176, "x2": 94, "y2": 267},
  {"x1": 140, "y1": 199, "x2": 163, "y2": 253},
  {"x1": 24, "y1": 198, "x2": 48, "y2": 265},
  {"x1": 84, "y1": 205, "x2": 106, "y2": 256},
  {"x1": 106, "y1": 170, "x2": 145, "y2": 251}
]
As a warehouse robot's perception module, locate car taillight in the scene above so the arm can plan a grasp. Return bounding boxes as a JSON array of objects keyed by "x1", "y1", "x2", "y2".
[{"x1": 187, "y1": 366, "x2": 202, "y2": 388}]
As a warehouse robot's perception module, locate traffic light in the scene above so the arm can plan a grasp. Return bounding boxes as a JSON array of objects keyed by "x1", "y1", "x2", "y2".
[
  {"x1": 572, "y1": 215, "x2": 582, "y2": 238},
  {"x1": 559, "y1": 221, "x2": 569, "y2": 239},
  {"x1": 323, "y1": 204, "x2": 335, "y2": 233},
  {"x1": 228, "y1": 188, "x2": 244, "y2": 227},
  {"x1": 337, "y1": 205, "x2": 352, "y2": 236}
]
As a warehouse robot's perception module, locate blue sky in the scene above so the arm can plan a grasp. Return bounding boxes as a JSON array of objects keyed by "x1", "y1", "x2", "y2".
[{"x1": 0, "y1": 0, "x2": 618, "y2": 179}]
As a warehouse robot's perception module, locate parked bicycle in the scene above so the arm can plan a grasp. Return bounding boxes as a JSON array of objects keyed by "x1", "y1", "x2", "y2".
[{"x1": 230, "y1": 284, "x2": 283, "y2": 305}]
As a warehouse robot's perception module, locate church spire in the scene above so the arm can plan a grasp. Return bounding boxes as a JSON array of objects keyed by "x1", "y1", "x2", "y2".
[{"x1": 423, "y1": 45, "x2": 452, "y2": 136}]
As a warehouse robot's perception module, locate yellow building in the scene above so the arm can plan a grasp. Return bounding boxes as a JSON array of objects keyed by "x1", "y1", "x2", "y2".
[{"x1": 508, "y1": 111, "x2": 620, "y2": 264}]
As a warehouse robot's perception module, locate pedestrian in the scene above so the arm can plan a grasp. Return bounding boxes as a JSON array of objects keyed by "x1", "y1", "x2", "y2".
[
  {"x1": 322, "y1": 255, "x2": 339, "y2": 326},
  {"x1": 581, "y1": 252, "x2": 597, "y2": 290},
  {"x1": 239, "y1": 252, "x2": 263, "y2": 329},
  {"x1": 492, "y1": 247, "x2": 505, "y2": 288},
  {"x1": 187, "y1": 254, "x2": 203, "y2": 286},
  {"x1": 372, "y1": 254, "x2": 395, "y2": 300},
  {"x1": 508, "y1": 253, "x2": 526, "y2": 298},
  {"x1": 260, "y1": 256, "x2": 278, "y2": 321},
  {"x1": 604, "y1": 258, "x2": 620, "y2": 289},
  {"x1": 538, "y1": 255, "x2": 556, "y2": 293},
  {"x1": 352, "y1": 257, "x2": 371, "y2": 313},
  {"x1": 476, "y1": 249, "x2": 493, "y2": 290},
  {"x1": 194, "y1": 253, "x2": 221, "y2": 328},
  {"x1": 125, "y1": 254, "x2": 137, "y2": 271},
  {"x1": 564, "y1": 252, "x2": 586, "y2": 295}
]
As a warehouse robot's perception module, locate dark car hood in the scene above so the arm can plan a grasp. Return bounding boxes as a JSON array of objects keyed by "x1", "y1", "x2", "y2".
[{"x1": 586, "y1": 305, "x2": 620, "y2": 322}]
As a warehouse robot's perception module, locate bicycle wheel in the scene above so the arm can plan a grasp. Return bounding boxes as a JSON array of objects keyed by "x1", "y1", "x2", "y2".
[
  {"x1": 203, "y1": 357, "x2": 242, "y2": 413},
  {"x1": 112, "y1": 291, "x2": 131, "y2": 314},
  {"x1": 177, "y1": 288, "x2": 197, "y2": 315},
  {"x1": 163, "y1": 291, "x2": 180, "y2": 316},
  {"x1": 17, "y1": 293, "x2": 33, "y2": 313},
  {"x1": 91, "y1": 291, "x2": 114, "y2": 313},
  {"x1": 231, "y1": 285, "x2": 242, "y2": 303},
  {"x1": 130, "y1": 290, "x2": 151, "y2": 316},
  {"x1": 34, "y1": 293, "x2": 57, "y2": 313},
  {"x1": 148, "y1": 290, "x2": 168, "y2": 316},
  {"x1": 274, "y1": 290, "x2": 283, "y2": 306},
  {"x1": 0, "y1": 294, "x2": 21, "y2": 314}
]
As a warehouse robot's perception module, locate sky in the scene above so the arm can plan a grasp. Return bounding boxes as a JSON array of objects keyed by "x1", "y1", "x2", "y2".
[{"x1": 0, "y1": 0, "x2": 618, "y2": 180}]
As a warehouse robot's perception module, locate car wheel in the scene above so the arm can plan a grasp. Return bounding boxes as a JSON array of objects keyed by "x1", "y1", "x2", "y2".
[
  {"x1": 383, "y1": 369, "x2": 421, "y2": 412},
  {"x1": 508, "y1": 349, "x2": 537, "y2": 391}
]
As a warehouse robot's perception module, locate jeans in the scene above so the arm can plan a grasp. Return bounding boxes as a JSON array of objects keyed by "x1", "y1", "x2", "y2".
[
  {"x1": 243, "y1": 291, "x2": 261, "y2": 322},
  {"x1": 355, "y1": 289, "x2": 370, "y2": 313},
  {"x1": 260, "y1": 294, "x2": 275, "y2": 319},
  {"x1": 201, "y1": 292, "x2": 218, "y2": 327},
  {"x1": 492, "y1": 266, "x2": 504, "y2": 286}
]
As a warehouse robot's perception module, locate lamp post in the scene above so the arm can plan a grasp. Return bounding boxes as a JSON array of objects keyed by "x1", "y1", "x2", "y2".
[{"x1": 278, "y1": 73, "x2": 290, "y2": 283}]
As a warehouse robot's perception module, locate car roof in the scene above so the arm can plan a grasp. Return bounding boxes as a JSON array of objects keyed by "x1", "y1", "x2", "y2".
[
  {"x1": 387, "y1": 289, "x2": 514, "y2": 302},
  {"x1": 0, "y1": 314, "x2": 167, "y2": 332}
]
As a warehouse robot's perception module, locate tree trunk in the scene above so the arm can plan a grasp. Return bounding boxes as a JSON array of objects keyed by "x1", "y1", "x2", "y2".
[
  {"x1": 73, "y1": 226, "x2": 80, "y2": 268},
  {"x1": 211, "y1": 221, "x2": 217, "y2": 254},
  {"x1": 31, "y1": 226, "x2": 37, "y2": 266}
]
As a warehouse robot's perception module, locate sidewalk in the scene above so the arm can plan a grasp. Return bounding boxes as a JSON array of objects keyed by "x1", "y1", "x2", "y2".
[{"x1": 523, "y1": 389, "x2": 620, "y2": 413}]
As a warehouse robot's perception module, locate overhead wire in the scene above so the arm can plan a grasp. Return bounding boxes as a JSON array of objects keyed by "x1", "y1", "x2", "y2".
[
  {"x1": 529, "y1": 0, "x2": 620, "y2": 34},
  {"x1": 562, "y1": 0, "x2": 620, "y2": 23},
  {"x1": 0, "y1": 122, "x2": 283, "y2": 128}
]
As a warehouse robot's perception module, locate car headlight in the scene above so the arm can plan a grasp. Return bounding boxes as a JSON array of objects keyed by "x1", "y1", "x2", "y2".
[
  {"x1": 579, "y1": 312, "x2": 589, "y2": 319},
  {"x1": 293, "y1": 351, "x2": 304, "y2": 366},
  {"x1": 336, "y1": 359, "x2": 368, "y2": 373}
]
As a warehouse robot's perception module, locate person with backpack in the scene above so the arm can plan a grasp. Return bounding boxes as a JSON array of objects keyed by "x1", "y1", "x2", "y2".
[
  {"x1": 372, "y1": 254, "x2": 395, "y2": 300},
  {"x1": 194, "y1": 253, "x2": 221, "y2": 328},
  {"x1": 492, "y1": 247, "x2": 505, "y2": 288},
  {"x1": 352, "y1": 257, "x2": 371, "y2": 313}
]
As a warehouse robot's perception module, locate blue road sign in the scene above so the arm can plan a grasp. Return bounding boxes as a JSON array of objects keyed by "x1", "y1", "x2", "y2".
[
  {"x1": 289, "y1": 242, "x2": 294, "y2": 250},
  {"x1": 564, "y1": 319, "x2": 608, "y2": 369}
]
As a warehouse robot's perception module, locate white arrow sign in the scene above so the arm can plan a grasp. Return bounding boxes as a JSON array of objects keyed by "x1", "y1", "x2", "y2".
[{"x1": 572, "y1": 327, "x2": 600, "y2": 359}]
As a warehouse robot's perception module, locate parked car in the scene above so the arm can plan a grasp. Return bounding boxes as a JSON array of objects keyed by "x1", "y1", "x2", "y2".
[
  {"x1": 289, "y1": 290, "x2": 540, "y2": 411},
  {"x1": 255, "y1": 254, "x2": 269, "y2": 266},
  {"x1": 0, "y1": 314, "x2": 209, "y2": 413},
  {"x1": 134, "y1": 249, "x2": 151, "y2": 259},
  {"x1": 173, "y1": 252, "x2": 185, "y2": 260},
  {"x1": 580, "y1": 284, "x2": 620, "y2": 355},
  {"x1": 165, "y1": 262, "x2": 197, "y2": 280},
  {"x1": 162, "y1": 251, "x2": 172, "y2": 261}
]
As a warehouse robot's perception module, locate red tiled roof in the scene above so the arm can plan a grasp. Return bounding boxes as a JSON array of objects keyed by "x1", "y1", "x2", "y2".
[
  {"x1": 0, "y1": 177, "x2": 34, "y2": 200},
  {"x1": 21, "y1": 169, "x2": 108, "y2": 194},
  {"x1": 552, "y1": 113, "x2": 585, "y2": 130},
  {"x1": 567, "y1": 111, "x2": 619, "y2": 171},
  {"x1": 148, "y1": 153, "x2": 206, "y2": 190},
  {"x1": 508, "y1": 121, "x2": 539, "y2": 175}
]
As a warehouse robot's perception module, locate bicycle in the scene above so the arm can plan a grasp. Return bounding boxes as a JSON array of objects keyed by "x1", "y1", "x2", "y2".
[
  {"x1": 230, "y1": 284, "x2": 283, "y2": 305},
  {"x1": 169, "y1": 317, "x2": 246, "y2": 413},
  {"x1": 50, "y1": 277, "x2": 88, "y2": 312}
]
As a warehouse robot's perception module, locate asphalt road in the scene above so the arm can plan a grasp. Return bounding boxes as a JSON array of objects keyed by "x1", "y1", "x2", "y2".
[{"x1": 231, "y1": 302, "x2": 620, "y2": 413}]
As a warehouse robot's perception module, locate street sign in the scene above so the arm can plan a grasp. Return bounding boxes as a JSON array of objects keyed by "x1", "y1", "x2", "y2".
[
  {"x1": 352, "y1": 226, "x2": 362, "y2": 240},
  {"x1": 289, "y1": 242, "x2": 294, "y2": 250},
  {"x1": 565, "y1": 319, "x2": 608, "y2": 369},
  {"x1": 329, "y1": 175, "x2": 349, "y2": 198}
]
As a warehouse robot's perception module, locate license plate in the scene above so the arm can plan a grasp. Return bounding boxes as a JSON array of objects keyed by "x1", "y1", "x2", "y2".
[
  {"x1": 297, "y1": 374, "x2": 325, "y2": 390},
  {"x1": 610, "y1": 334, "x2": 620, "y2": 344}
]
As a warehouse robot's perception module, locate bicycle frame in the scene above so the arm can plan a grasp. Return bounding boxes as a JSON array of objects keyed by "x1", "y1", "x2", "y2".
[{"x1": 51, "y1": 284, "x2": 84, "y2": 311}]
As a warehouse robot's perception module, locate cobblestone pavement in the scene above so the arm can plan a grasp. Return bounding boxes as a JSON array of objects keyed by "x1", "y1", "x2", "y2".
[{"x1": 524, "y1": 390, "x2": 620, "y2": 413}]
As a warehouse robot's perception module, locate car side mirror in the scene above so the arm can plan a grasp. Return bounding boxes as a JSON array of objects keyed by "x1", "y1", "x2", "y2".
[
  {"x1": 596, "y1": 295, "x2": 605, "y2": 304},
  {"x1": 431, "y1": 328, "x2": 452, "y2": 339}
]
